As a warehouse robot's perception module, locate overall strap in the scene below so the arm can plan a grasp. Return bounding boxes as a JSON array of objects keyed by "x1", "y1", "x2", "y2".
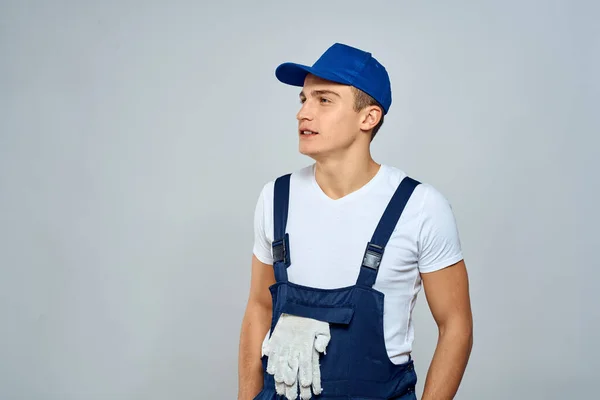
[
  {"x1": 356, "y1": 176, "x2": 421, "y2": 287},
  {"x1": 272, "y1": 174, "x2": 292, "y2": 282}
]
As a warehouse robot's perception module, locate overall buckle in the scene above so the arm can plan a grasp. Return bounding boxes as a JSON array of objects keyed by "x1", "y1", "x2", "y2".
[
  {"x1": 272, "y1": 233, "x2": 290, "y2": 265},
  {"x1": 362, "y1": 242, "x2": 384, "y2": 270}
]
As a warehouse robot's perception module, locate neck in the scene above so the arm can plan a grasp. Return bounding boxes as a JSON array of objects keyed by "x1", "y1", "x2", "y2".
[{"x1": 313, "y1": 149, "x2": 380, "y2": 200}]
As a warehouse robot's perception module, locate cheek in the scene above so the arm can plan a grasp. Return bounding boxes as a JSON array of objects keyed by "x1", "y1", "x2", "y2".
[{"x1": 326, "y1": 113, "x2": 359, "y2": 138}]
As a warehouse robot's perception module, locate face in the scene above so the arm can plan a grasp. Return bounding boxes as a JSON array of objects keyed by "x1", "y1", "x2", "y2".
[{"x1": 296, "y1": 74, "x2": 379, "y2": 160}]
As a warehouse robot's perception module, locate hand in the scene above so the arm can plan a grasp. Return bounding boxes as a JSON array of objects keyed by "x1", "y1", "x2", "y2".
[{"x1": 262, "y1": 313, "x2": 330, "y2": 399}]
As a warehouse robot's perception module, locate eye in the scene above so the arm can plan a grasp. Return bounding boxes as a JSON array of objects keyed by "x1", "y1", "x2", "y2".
[{"x1": 320, "y1": 97, "x2": 331, "y2": 103}]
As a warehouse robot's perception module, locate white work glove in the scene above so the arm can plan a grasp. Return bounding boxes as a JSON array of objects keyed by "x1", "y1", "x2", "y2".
[{"x1": 262, "y1": 313, "x2": 331, "y2": 400}]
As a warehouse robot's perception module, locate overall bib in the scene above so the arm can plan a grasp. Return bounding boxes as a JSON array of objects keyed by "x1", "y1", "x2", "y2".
[{"x1": 255, "y1": 173, "x2": 421, "y2": 400}]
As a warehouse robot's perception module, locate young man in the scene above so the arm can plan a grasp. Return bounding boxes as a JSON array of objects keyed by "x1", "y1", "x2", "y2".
[{"x1": 238, "y1": 43, "x2": 473, "y2": 400}]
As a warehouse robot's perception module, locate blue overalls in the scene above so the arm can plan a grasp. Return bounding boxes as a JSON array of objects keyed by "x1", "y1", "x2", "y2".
[{"x1": 255, "y1": 173, "x2": 421, "y2": 400}]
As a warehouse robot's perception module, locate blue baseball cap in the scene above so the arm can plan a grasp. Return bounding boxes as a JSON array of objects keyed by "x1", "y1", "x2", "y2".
[{"x1": 275, "y1": 43, "x2": 392, "y2": 114}]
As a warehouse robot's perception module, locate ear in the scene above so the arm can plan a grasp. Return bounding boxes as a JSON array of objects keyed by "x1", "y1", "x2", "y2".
[{"x1": 358, "y1": 106, "x2": 382, "y2": 132}]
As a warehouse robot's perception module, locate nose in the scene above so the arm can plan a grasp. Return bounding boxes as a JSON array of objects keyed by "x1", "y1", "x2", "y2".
[{"x1": 296, "y1": 101, "x2": 313, "y2": 122}]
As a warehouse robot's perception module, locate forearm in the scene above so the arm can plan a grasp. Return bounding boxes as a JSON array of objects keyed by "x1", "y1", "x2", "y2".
[
  {"x1": 421, "y1": 322, "x2": 473, "y2": 400},
  {"x1": 237, "y1": 304, "x2": 271, "y2": 400}
]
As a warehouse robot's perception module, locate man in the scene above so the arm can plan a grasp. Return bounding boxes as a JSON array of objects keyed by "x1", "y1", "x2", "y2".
[{"x1": 238, "y1": 43, "x2": 473, "y2": 400}]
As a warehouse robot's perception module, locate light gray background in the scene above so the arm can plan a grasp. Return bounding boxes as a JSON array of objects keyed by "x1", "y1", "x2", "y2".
[{"x1": 1, "y1": 1, "x2": 598, "y2": 399}]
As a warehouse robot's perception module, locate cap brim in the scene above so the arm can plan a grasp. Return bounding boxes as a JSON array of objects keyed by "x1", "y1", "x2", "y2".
[
  {"x1": 275, "y1": 63, "x2": 312, "y2": 86},
  {"x1": 275, "y1": 62, "x2": 351, "y2": 87}
]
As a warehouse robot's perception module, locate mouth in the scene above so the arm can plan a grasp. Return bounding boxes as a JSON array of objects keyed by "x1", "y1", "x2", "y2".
[{"x1": 300, "y1": 130, "x2": 319, "y2": 136}]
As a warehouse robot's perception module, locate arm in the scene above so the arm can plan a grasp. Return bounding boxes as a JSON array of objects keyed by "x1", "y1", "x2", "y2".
[
  {"x1": 237, "y1": 254, "x2": 276, "y2": 400},
  {"x1": 420, "y1": 259, "x2": 473, "y2": 400}
]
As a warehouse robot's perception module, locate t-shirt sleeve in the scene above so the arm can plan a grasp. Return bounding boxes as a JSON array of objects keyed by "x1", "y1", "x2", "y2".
[
  {"x1": 417, "y1": 184, "x2": 464, "y2": 273},
  {"x1": 252, "y1": 182, "x2": 274, "y2": 265}
]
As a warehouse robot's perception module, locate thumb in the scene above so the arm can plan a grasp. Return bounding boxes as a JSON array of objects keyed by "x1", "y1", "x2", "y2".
[
  {"x1": 314, "y1": 333, "x2": 330, "y2": 354},
  {"x1": 311, "y1": 346, "x2": 323, "y2": 396},
  {"x1": 261, "y1": 339, "x2": 270, "y2": 357}
]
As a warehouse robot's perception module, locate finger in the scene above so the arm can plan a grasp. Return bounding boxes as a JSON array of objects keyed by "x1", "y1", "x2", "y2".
[
  {"x1": 299, "y1": 383, "x2": 312, "y2": 400},
  {"x1": 283, "y1": 350, "x2": 299, "y2": 385},
  {"x1": 274, "y1": 352, "x2": 287, "y2": 383},
  {"x1": 266, "y1": 353, "x2": 276, "y2": 375},
  {"x1": 311, "y1": 347, "x2": 323, "y2": 395},
  {"x1": 265, "y1": 344, "x2": 278, "y2": 375},
  {"x1": 285, "y1": 377, "x2": 298, "y2": 400},
  {"x1": 298, "y1": 337, "x2": 313, "y2": 387},
  {"x1": 274, "y1": 343, "x2": 291, "y2": 383},
  {"x1": 275, "y1": 380, "x2": 286, "y2": 396}
]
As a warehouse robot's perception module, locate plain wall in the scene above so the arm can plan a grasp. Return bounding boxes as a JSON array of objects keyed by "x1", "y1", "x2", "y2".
[{"x1": 1, "y1": 1, "x2": 598, "y2": 399}]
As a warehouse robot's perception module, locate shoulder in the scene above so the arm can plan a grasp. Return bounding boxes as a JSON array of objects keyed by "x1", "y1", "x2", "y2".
[
  {"x1": 381, "y1": 164, "x2": 455, "y2": 214},
  {"x1": 400, "y1": 177, "x2": 462, "y2": 273},
  {"x1": 256, "y1": 164, "x2": 315, "y2": 204},
  {"x1": 415, "y1": 182, "x2": 458, "y2": 230},
  {"x1": 416, "y1": 183, "x2": 456, "y2": 219}
]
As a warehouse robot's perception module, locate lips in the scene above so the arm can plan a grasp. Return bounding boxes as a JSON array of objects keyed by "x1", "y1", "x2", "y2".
[{"x1": 300, "y1": 130, "x2": 318, "y2": 135}]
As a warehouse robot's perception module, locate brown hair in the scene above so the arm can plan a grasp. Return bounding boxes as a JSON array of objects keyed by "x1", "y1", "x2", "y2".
[{"x1": 351, "y1": 87, "x2": 385, "y2": 141}]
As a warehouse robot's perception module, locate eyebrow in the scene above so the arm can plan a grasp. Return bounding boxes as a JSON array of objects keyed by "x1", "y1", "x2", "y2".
[{"x1": 299, "y1": 89, "x2": 341, "y2": 99}]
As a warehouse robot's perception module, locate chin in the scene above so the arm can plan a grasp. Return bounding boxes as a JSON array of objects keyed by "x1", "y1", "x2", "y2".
[
  {"x1": 299, "y1": 138, "x2": 355, "y2": 160},
  {"x1": 299, "y1": 143, "x2": 322, "y2": 157},
  {"x1": 299, "y1": 146, "x2": 334, "y2": 163}
]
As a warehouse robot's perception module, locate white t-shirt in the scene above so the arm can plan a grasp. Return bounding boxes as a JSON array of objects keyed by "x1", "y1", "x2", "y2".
[{"x1": 253, "y1": 163, "x2": 464, "y2": 364}]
